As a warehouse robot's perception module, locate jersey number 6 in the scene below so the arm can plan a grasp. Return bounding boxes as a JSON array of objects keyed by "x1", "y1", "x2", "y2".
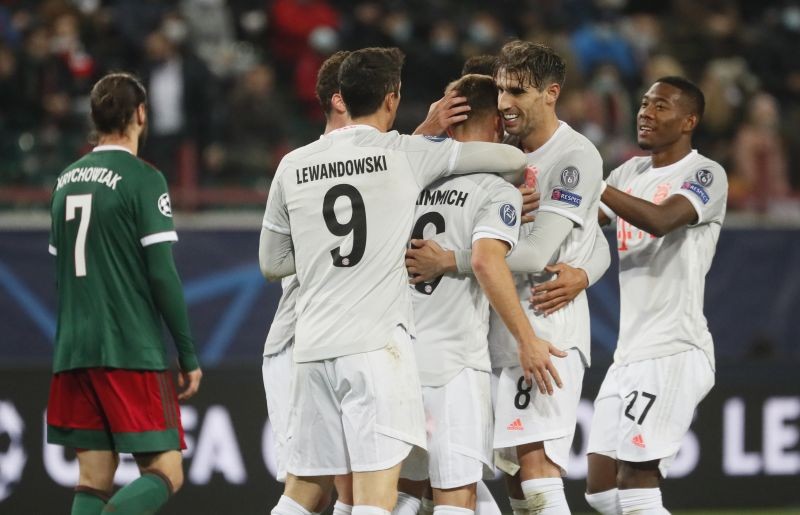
[{"x1": 411, "y1": 211, "x2": 446, "y2": 295}]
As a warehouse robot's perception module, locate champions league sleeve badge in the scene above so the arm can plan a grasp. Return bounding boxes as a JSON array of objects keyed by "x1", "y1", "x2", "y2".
[
  {"x1": 560, "y1": 166, "x2": 580, "y2": 190},
  {"x1": 499, "y1": 203, "x2": 518, "y2": 227},
  {"x1": 695, "y1": 169, "x2": 714, "y2": 187},
  {"x1": 158, "y1": 193, "x2": 173, "y2": 217}
]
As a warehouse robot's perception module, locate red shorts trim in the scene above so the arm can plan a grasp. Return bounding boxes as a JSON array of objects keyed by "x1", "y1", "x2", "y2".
[{"x1": 47, "y1": 368, "x2": 186, "y2": 450}]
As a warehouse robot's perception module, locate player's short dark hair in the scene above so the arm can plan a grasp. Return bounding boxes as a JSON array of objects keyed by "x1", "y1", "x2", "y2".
[
  {"x1": 339, "y1": 47, "x2": 405, "y2": 119},
  {"x1": 316, "y1": 50, "x2": 351, "y2": 116},
  {"x1": 461, "y1": 54, "x2": 497, "y2": 77},
  {"x1": 446, "y1": 74, "x2": 498, "y2": 125},
  {"x1": 654, "y1": 76, "x2": 705, "y2": 121},
  {"x1": 495, "y1": 40, "x2": 566, "y2": 91},
  {"x1": 89, "y1": 72, "x2": 147, "y2": 136}
]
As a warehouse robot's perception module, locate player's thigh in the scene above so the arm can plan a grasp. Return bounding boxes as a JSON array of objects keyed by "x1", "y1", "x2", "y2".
[
  {"x1": 76, "y1": 449, "x2": 119, "y2": 493},
  {"x1": 352, "y1": 462, "x2": 403, "y2": 510},
  {"x1": 494, "y1": 351, "x2": 584, "y2": 475},
  {"x1": 336, "y1": 327, "x2": 425, "y2": 473},
  {"x1": 432, "y1": 483, "x2": 477, "y2": 510},
  {"x1": 586, "y1": 453, "x2": 618, "y2": 494},
  {"x1": 615, "y1": 349, "x2": 714, "y2": 478}
]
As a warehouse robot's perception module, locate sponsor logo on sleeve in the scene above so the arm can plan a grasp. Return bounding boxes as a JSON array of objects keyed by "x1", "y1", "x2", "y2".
[
  {"x1": 695, "y1": 169, "x2": 714, "y2": 187},
  {"x1": 682, "y1": 182, "x2": 709, "y2": 204},
  {"x1": 158, "y1": 193, "x2": 173, "y2": 217},
  {"x1": 560, "y1": 166, "x2": 580, "y2": 190},
  {"x1": 499, "y1": 203, "x2": 518, "y2": 227},
  {"x1": 423, "y1": 135, "x2": 447, "y2": 142},
  {"x1": 550, "y1": 188, "x2": 582, "y2": 207}
]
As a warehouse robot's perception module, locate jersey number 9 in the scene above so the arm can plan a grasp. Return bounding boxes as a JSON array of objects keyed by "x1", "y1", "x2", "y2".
[{"x1": 323, "y1": 184, "x2": 367, "y2": 267}]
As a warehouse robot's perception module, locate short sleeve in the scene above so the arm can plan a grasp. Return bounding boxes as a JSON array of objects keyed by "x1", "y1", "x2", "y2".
[
  {"x1": 262, "y1": 173, "x2": 290, "y2": 235},
  {"x1": 397, "y1": 135, "x2": 462, "y2": 188},
  {"x1": 136, "y1": 169, "x2": 178, "y2": 247},
  {"x1": 472, "y1": 179, "x2": 522, "y2": 251},
  {"x1": 538, "y1": 147, "x2": 603, "y2": 227},
  {"x1": 672, "y1": 164, "x2": 728, "y2": 226},
  {"x1": 599, "y1": 162, "x2": 626, "y2": 221}
]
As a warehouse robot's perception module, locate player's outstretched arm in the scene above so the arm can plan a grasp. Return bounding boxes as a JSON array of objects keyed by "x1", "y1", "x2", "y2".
[
  {"x1": 602, "y1": 184, "x2": 697, "y2": 237},
  {"x1": 471, "y1": 238, "x2": 566, "y2": 395},
  {"x1": 451, "y1": 142, "x2": 527, "y2": 184},
  {"x1": 259, "y1": 227, "x2": 296, "y2": 282},
  {"x1": 143, "y1": 242, "x2": 201, "y2": 378},
  {"x1": 529, "y1": 224, "x2": 611, "y2": 315},
  {"x1": 412, "y1": 89, "x2": 471, "y2": 136}
]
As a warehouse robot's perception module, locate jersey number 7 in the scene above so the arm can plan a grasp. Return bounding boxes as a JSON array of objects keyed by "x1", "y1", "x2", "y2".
[{"x1": 65, "y1": 194, "x2": 93, "y2": 277}]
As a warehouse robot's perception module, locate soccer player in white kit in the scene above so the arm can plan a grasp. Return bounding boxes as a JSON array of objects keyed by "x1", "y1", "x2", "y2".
[
  {"x1": 262, "y1": 50, "x2": 355, "y2": 515},
  {"x1": 487, "y1": 40, "x2": 605, "y2": 515},
  {"x1": 259, "y1": 47, "x2": 536, "y2": 515},
  {"x1": 406, "y1": 41, "x2": 609, "y2": 515},
  {"x1": 400, "y1": 73, "x2": 559, "y2": 515},
  {"x1": 584, "y1": 77, "x2": 728, "y2": 515}
]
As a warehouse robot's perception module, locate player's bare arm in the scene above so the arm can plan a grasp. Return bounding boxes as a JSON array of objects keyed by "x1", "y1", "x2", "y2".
[
  {"x1": 413, "y1": 89, "x2": 471, "y2": 136},
  {"x1": 471, "y1": 238, "x2": 566, "y2": 395},
  {"x1": 602, "y1": 184, "x2": 697, "y2": 237}
]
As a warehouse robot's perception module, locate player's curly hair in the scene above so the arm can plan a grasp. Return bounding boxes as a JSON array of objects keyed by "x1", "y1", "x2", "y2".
[
  {"x1": 339, "y1": 47, "x2": 405, "y2": 119},
  {"x1": 89, "y1": 72, "x2": 147, "y2": 137},
  {"x1": 316, "y1": 51, "x2": 351, "y2": 116},
  {"x1": 495, "y1": 40, "x2": 566, "y2": 92}
]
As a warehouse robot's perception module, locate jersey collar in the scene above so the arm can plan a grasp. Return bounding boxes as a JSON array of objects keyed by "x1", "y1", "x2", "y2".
[
  {"x1": 93, "y1": 144, "x2": 134, "y2": 154},
  {"x1": 327, "y1": 124, "x2": 379, "y2": 135}
]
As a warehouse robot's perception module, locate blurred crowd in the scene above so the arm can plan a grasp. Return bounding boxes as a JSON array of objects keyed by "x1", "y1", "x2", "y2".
[{"x1": 1, "y1": 0, "x2": 799, "y2": 215}]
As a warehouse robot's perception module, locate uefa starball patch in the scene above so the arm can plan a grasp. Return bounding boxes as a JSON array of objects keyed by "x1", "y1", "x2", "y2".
[
  {"x1": 560, "y1": 166, "x2": 580, "y2": 190},
  {"x1": 550, "y1": 188, "x2": 582, "y2": 207},
  {"x1": 695, "y1": 169, "x2": 714, "y2": 187},
  {"x1": 423, "y1": 135, "x2": 447, "y2": 142},
  {"x1": 681, "y1": 182, "x2": 709, "y2": 204},
  {"x1": 158, "y1": 193, "x2": 173, "y2": 217},
  {"x1": 499, "y1": 203, "x2": 518, "y2": 227}
]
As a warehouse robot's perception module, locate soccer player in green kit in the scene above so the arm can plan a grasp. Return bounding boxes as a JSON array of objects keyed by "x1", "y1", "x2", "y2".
[{"x1": 46, "y1": 72, "x2": 202, "y2": 515}]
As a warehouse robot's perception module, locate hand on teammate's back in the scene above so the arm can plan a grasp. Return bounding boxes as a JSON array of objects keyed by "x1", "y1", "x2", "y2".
[
  {"x1": 412, "y1": 89, "x2": 471, "y2": 136},
  {"x1": 518, "y1": 335, "x2": 566, "y2": 395},
  {"x1": 528, "y1": 264, "x2": 589, "y2": 315},
  {"x1": 177, "y1": 367, "x2": 203, "y2": 401},
  {"x1": 406, "y1": 239, "x2": 455, "y2": 283}
]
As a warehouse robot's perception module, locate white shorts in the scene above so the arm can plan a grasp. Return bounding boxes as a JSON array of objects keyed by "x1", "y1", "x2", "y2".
[
  {"x1": 586, "y1": 348, "x2": 714, "y2": 478},
  {"x1": 493, "y1": 349, "x2": 585, "y2": 475},
  {"x1": 286, "y1": 326, "x2": 426, "y2": 476},
  {"x1": 401, "y1": 368, "x2": 494, "y2": 489},
  {"x1": 263, "y1": 344, "x2": 293, "y2": 482}
]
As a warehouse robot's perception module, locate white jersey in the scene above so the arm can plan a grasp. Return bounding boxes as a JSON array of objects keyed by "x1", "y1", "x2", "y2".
[
  {"x1": 600, "y1": 150, "x2": 727, "y2": 369},
  {"x1": 411, "y1": 174, "x2": 522, "y2": 387},
  {"x1": 263, "y1": 125, "x2": 463, "y2": 362},
  {"x1": 489, "y1": 121, "x2": 603, "y2": 368},
  {"x1": 263, "y1": 275, "x2": 299, "y2": 357}
]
